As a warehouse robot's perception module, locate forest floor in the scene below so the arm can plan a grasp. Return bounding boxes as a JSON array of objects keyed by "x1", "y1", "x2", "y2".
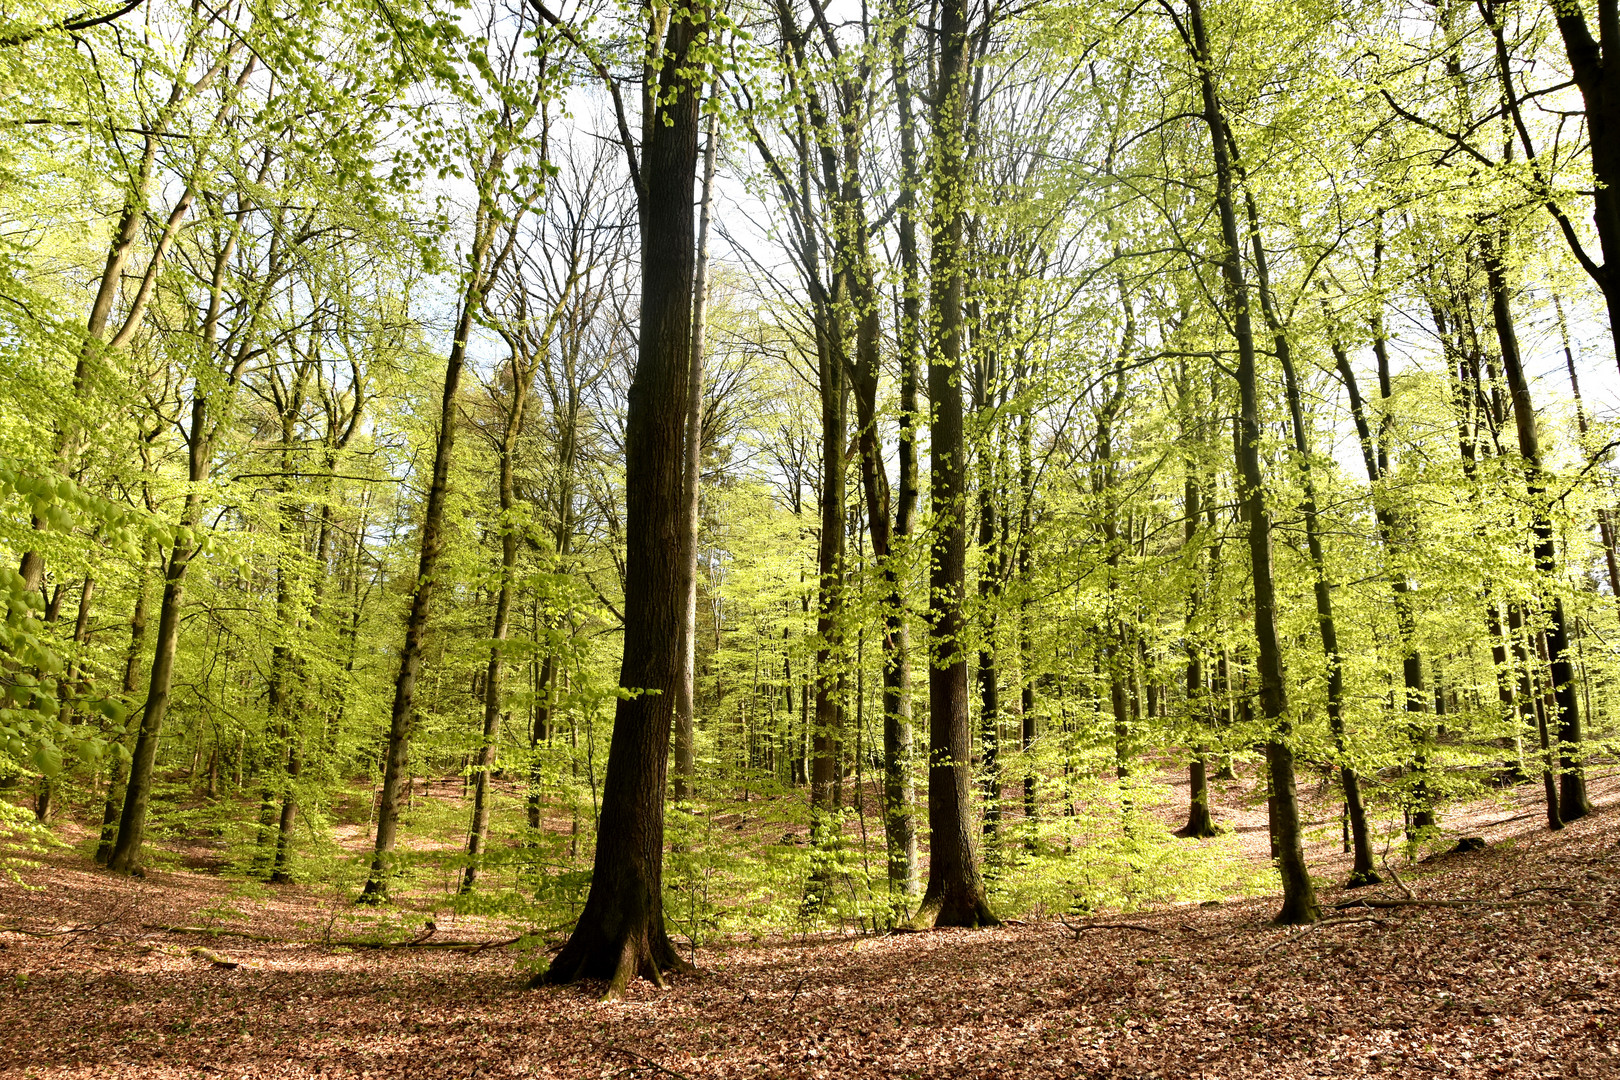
[{"x1": 3, "y1": 772, "x2": 1620, "y2": 1079}]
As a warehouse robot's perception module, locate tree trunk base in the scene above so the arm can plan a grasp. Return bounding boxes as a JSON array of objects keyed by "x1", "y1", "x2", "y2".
[
  {"x1": 909, "y1": 886, "x2": 998, "y2": 930},
  {"x1": 1559, "y1": 782, "x2": 1592, "y2": 824},
  {"x1": 1272, "y1": 892, "x2": 1321, "y2": 926},
  {"x1": 534, "y1": 919, "x2": 693, "y2": 1000},
  {"x1": 1176, "y1": 804, "x2": 1218, "y2": 839},
  {"x1": 1344, "y1": 868, "x2": 1382, "y2": 889}
]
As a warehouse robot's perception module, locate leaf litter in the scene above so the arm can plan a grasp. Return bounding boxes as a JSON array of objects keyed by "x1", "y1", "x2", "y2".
[{"x1": 3, "y1": 776, "x2": 1619, "y2": 1079}]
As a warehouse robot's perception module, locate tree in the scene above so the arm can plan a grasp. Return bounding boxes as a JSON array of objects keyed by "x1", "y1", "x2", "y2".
[
  {"x1": 530, "y1": 0, "x2": 711, "y2": 995},
  {"x1": 914, "y1": 0, "x2": 995, "y2": 930}
]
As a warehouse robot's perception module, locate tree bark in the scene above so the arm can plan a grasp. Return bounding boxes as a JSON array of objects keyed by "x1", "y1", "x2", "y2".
[
  {"x1": 96, "y1": 545, "x2": 151, "y2": 864},
  {"x1": 109, "y1": 210, "x2": 257, "y2": 874},
  {"x1": 1185, "y1": 0, "x2": 1318, "y2": 924},
  {"x1": 673, "y1": 102, "x2": 719, "y2": 805},
  {"x1": 914, "y1": 0, "x2": 995, "y2": 930},
  {"x1": 462, "y1": 339, "x2": 534, "y2": 893},
  {"x1": 1480, "y1": 226, "x2": 1591, "y2": 822},
  {"x1": 1243, "y1": 196, "x2": 1376, "y2": 885},
  {"x1": 536, "y1": 2, "x2": 705, "y2": 995}
]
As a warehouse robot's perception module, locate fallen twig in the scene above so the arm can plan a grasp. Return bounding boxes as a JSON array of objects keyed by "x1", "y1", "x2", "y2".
[
  {"x1": 1334, "y1": 898, "x2": 1598, "y2": 911},
  {"x1": 1058, "y1": 916, "x2": 1162, "y2": 937},
  {"x1": 611, "y1": 1044, "x2": 695, "y2": 1080},
  {"x1": 1, "y1": 920, "x2": 115, "y2": 938},
  {"x1": 140, "y1": 923, "x2": 526, "y2": 952}
]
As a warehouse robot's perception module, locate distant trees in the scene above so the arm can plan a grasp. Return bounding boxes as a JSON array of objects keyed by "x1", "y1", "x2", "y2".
[{"x1": 4, "y1": 0, "x2": 1619, "y2": 990}]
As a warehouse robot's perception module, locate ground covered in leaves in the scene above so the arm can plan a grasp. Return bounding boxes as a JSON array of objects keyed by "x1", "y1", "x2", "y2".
[{"x1": 4, "y1": 778, "x2": 1620, "y2": 1079}]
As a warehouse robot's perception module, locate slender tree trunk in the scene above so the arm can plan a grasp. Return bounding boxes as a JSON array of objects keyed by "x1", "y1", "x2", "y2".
[
  {"x1": 360, "y1": 193, "x2": 502, "y2": 901},
  {"x1": 673, "y1": 103, "x2": 719, "y2": 804},
  {"x1": 1186, "y1": 0, "x2": 1318, "y2": 924},
  {"x1": 1329, "y1": 330, "x2": 1435, "y2": 834},
  {"x1": 97, "y1": 552, "x2": 152, "y2": 864},
  {"x1": 877, "y1": 16, "x2": 924, "y2": 897},
  {"x1": 108, "y1": 216, "x2": 252, "y2": 873},
  {"x1": 108, "y1": 532, "x2": 197, "y2": 872},
  {"x1": 1245, "y1": 196, "x2": 1376, "y2": 885},
  {"x1": 975, "y1": 365, "x2": 1001, "y2": 843},
  {"x1": 1555, "y1": 294, "x2": 1620, "y2": 614},
  {"x1": 463, "y1": 353, "x2": 534, "y2": 893},
  {"x1": 1481, "y1": 227, "x2": 1591, "y2": 823},
  {"x1": 1178, "y1": 459, "x2": 1217, "y2": 840}
]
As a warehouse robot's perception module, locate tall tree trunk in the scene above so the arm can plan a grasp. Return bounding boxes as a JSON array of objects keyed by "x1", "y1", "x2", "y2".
[
  {"x1": 537, "y1": 5, "x2": 704, "y2": 996},
  {"x1": 360, "y1": 180, "x2": 503, "y2": 900},
  {"x1": 1178, "y1": 454, "x2": 1217, "y2": 840},
  {"x1": 914, "y1": 0, "x2": 995, "y2": 930},
  {"x1": 462, "y1": 351, "x2": 534, "y2": 893},
  {"x1": 1546, "y1": 0, "x2": 1620, "y2": 368},
  {"x1": 1481, "y1": 226, "x2": 1591, "y2": 822},
  {"x1": 96, "y1": 545, "x2": 152, "y2": 864},
  {"x1": 879, "y1": 15, "x2": 924, "y2": 897},
  {"x1": 1329, "y1": 329, "x2": 1436, "y2": 834},
  {"x1": 673, "y1": 102, "x2": 718, "y2": 804},
  {"x1": 1243, "y1": 196, "x2": 1377, "y2": 885},
  {"x1": 108, "y1": 213, "x2": 253, "y2": 874},
  {"x1": 108, "y1": 523, "x2": 199, "y2": 873},
  {"x1": 975, "y1": 363, "x2": 1002, "y2": 843},
  {"x1": 1186, "y1": 0, "x2": 1318, "y2": 924},
  {"x1": 1555, "y1": 294, "x2": 1620, "y2": 613}
]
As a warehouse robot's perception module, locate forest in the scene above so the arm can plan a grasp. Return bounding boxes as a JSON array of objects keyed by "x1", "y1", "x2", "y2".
[{"x1": 2, "y1": 0, "x2": 1620, "y2": 1072}]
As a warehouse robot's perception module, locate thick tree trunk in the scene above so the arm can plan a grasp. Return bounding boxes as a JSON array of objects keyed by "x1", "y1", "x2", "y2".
[
  {"x1": 1547, "y1": 0, "x2": 1620, "y2": 368},
  {"x1": 537, "y1": 7, "x2": 704, "y2": 996},
  {"x1": 1186, "y1": 0, "x2": 1318, "y2": 925},
  {"x1": 913, "y1": 0, "x2": 995, "y2": 930}
]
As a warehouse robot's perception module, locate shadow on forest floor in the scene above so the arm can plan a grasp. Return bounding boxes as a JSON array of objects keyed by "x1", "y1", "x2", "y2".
[{"x1": 4, "y1": 773, "x2": 1620, "y2": 1078}]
